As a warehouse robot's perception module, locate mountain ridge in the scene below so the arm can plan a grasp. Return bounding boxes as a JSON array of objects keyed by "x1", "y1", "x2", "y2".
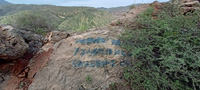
[
  {"x1": 0, "y1": 4, "x2": 113, "y2": 31},
  {"x1": 0, "y1": 0, "x2": 11, "y2": 5}
]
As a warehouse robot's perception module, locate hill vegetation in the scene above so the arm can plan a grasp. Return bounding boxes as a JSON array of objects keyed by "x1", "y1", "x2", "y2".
[
  {"x1": 121, "y1": 3, "x2": 200, "y2": 90},
  {"x1": 0, "y1": 4, "x2": 112, "y2": 33},
  {"x1": 0, "y1": 0, "x2": 11, "y2": 5}
]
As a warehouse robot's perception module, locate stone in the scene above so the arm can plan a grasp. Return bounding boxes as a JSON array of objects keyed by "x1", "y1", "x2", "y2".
[
  {"x1": 0, "y1": 25, "x2": 28, "y2": 60},
  {"x1": 179, "y1": 0, "x2": 200, "y2": 14},
  {"x1": 180, "y1": 7, "x2": 200, "y2": 12},
  {"x1": 28, "y1": 27, "x2": 131, "y2": 90},
  {"x1": 151, "y1": 1, "x2": 162, "y2": 18},
  {"x1": 171, "y1": 0, "x2": 199, "y2": 4},
  {"x1": 180, "y1": 1, "x2": 200, "y2": 7},
  {"x1": 16, "y1": 29, "x2": 44, "y2": 54},
  {"x1": 181, "y1": 0, "x2": 199, "y2": 4},
  {"x1": 44, "y1": 31, "x2": 70, "y2": 44}
]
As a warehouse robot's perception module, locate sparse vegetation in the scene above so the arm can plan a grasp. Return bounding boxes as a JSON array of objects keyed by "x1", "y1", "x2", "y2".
[
  {"x1": 15, "y1": 11, "x2": 52, "y2": 34},
  {"x1": 121, "y1": 3, "x2": 200, "y2": 90},
  {"x1": 129, "y1": 5, "x2": 135, "y2": 10},
  {"x1": 110, "y1": 82, "x2": 117, "y2": 90},
  {"x1": 19, "y1": 82, "x2": 24, "y2": 89},
  {"x1": 0, "y1": 4, "x2": 112, "y2": 33},
  {"x1": 85, "y1": 75, "x2": 92, "y2": 84}
]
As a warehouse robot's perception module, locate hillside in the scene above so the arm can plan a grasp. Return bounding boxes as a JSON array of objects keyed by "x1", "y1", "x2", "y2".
[
  {"x1": 0, "y1": 0, "x2": 11, "y2": 5},
  {"x1": 0, "y1": 4, "x2": 113, "y2": 31},
  {"x1": 98, "y1": 4, "x2": 141, "y2": 19},
  {"x1": 0, "y1": 0, "x2": 200, "y2": 90}
]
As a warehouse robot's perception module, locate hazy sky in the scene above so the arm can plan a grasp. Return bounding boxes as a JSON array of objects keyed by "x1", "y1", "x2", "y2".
[{"x1": 6, "y1": 0, "x2": 170, "y2": 8}]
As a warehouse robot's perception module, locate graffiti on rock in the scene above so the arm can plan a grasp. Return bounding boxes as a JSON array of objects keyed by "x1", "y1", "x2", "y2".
[
  {"x1": 72, "y1": 37, "x2": 131, "y2": 68},
  {"x1": 72, "y1": 59, "x2": 130, "y2": 68},
  {"x1": 74, "y1": 47, "x2": 131, "y2": 57}
]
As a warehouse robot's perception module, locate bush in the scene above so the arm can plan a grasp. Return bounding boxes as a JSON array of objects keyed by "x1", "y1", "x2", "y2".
[
  {"x1": 121, "y1": 3, "x2": 200, "y2": 90},
  {"x1": 15, "y1": 11, "x2": 52, "y2": 34},
  {"x1": 130, "y1": 5, "x2": 135, "y2": 10},
  {"x1": 85, "y1": 75, "x2": 92, "y2": 84}
]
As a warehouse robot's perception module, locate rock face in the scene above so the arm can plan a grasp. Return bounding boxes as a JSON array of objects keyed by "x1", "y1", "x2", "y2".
[
  {"x1": 110, "y1": 4, "x2": 150, "y2": 26},
  {"x1": 44, "y1": 31, "x2": 70, "y2": 44},
  {"x1": 171, "y1": 0, "x2": 199, "y2": 4},
  {"x1": 0, "y1": 25, "x2": 44, "y2": 60},
  {"x1": 0, "y1": 25, "x2": 28, "y2": 60},
  {"x1": 17, "y1": 29, "x2": 44, "y2": 54},
  {"x1": 180, "y1": 0, "x2": 200, "y2": 14},
  {"x1": 181, "y1": 0, "x2": 200, "y2": 4},
  {"x1": 28, "y1": 26, "x2": 131, "y2": 90}
]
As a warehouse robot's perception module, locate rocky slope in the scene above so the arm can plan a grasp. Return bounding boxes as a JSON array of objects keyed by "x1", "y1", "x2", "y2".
[
  {"x1": 0, "y1": 3, "x2": 152, "y2": 90},
  {"x1": 0, "y1": 0, "x2": 11, "y2": 5},
  {"x1": 3, "y1": 1, "x2": 199, "y2": 89}
]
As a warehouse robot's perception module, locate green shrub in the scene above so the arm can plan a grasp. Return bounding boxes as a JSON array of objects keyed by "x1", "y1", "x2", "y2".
[
  {"x1": 121, "y1": 3, "x2": 200, "y2": 90},
  {"x1": 85, "y1": 75, "x2": 92, "y2": 84},
  {"x1": 58, "y1": 10, "x2": 111, "y2": 31},
  {"x1": 34, "y1": 28, "x2": 48, "y2": 36},
  {"x1": 129, "y1": 5, "x2": 135, "y2": 10},
  {"x1": 15, "y1": 11, "x2": 52, "y2": 34}
]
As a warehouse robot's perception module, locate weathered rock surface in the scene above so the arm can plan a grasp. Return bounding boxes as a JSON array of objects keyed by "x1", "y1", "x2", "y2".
[
  {"x1": 110, "y1": 4, "x2": 150, "y2": 26},
  {"x1": 0, "y1": 25, "x2": 44, "y2": 60},
  {"x1": 44, "y1": 31, "x2": 70, "y2": 44},
  {"x1": 28, "y1": 26, "x2": 131, "y2": 90},
  {"x1": 0, "y1": 26, "x2": 72, "y2": 90},
  {"x1": 171, "y1": 0, "x2": 199, "y2": 4},
  {"x1": 181, "y1": 1, "x2": 200, "y2": 6},
  {"x1": 0, "y1": 25, "x2": 29, "y2": 60},
  {"x1": 1, "y1": 3, "x2": 150, "y2": 89},
  {"x1": 17, "y1": 29, "x2": 44, "y2": 54},
  {"x1": 180, "y1": 0, "x2": 200, "y2": 14}
]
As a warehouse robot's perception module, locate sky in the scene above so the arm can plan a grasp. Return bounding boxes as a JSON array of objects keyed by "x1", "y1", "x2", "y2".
[{"x1": 5, "y1": 0, "x2": 170, "y2": 8}]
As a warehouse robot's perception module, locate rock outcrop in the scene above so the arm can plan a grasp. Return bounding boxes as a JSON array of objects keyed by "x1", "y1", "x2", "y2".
[
  {"x1": 28, "y1": 26, "x2": 131, "y2": 90},
  {"x1": 180, "y1": 0, "x2": 200, "y2": 14},
  {"x1": 0, "y1": 25, "x2": 71, "y2": 90},
  {"x1": 44, "y1": 31, "x2": 70, "y2": 44},
  {"x1": 171, "y1": 0, "x2": 199, "y2": 4},
  {"x1": 17, "y1": 29, "x2": 44, "y2": 54},
  {"x1": 0, "y1": 25, "x2": 28, "y2": 60},
  {"x1": 110, "y1": 4, "x2": 150, "y2": 26},
  {"x1": 0, "y1": 25, "x2": 45, "y2": 60}
]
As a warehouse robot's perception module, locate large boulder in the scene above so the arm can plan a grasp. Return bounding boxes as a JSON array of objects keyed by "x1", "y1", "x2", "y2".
[
  {"x1": 28, "y1": 26, "x2": 131, "y2": 90},
  {"x1": 0, "y1": 25, "x2": 29, "y2": 60}
]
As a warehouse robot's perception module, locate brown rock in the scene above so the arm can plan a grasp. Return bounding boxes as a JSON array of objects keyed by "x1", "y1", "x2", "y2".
[
  {"x1": 28, "y1": 27, "x2": 130, "y2": 90},
  {"x1": 16, "y1": 29, "x2": 44, "y2": 54},
  {"x1": 180, "y1": 7, "x2": 200, "y2": 11},
  {"x1": 151, "y1": 1, "x2": 162, "y2": 17},
  {"x1": 181, "y1": 1, "x2": 200, "y2": 7},
  {"x1": 0, "y1": 25, "x2": 28, "y2": 60},
  {"x1": 44, "y1": 31, "x2": 70, "y2": 44},
  {"x1": 181, "y1": 0, "x2": 199, "y2": 4},
  {"x1": 171, "y1": 0, "x2": 199, "y2": 4}
]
